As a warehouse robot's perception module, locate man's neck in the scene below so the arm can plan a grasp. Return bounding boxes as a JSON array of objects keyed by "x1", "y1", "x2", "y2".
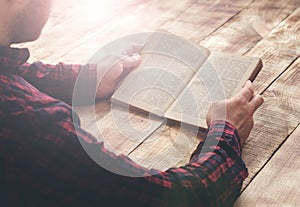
[
  {"x1": 0, "y1": 41, "x2": 11, "y2": 47},
  {"x1": 0, "y1": 28, "x2": 12, "y2": 47}
]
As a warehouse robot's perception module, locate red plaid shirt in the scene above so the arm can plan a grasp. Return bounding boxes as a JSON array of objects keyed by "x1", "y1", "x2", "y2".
[{"x1": 0, "y1": 46, "x2": 248, "y2": 207}]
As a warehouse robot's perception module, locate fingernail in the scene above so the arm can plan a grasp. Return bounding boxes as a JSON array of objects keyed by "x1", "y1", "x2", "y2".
[{"x1": 131, "y1": 53, "x2": 141, "y2": 60}]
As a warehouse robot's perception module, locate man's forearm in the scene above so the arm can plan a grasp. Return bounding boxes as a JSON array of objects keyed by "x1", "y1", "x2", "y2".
[
  {"x1": 18, "y1": 62, "x2": 97, "y2": 105},
  {"x1": 143, "y1": 121, "x2": 248, "y2": 206}
]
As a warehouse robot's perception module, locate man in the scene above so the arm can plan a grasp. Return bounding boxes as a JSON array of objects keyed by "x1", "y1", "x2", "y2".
[{"x1": 0, "y1": 0, "x2": 264, "y2": 206}]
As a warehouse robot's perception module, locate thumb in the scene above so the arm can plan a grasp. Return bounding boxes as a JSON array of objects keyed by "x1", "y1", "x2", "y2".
[
  {"x1": 105, "y1": 62, "x2": 124, "y2": 81},
  {"x1": 122, "y1": 54, "x2": 141, "y2": 69}
]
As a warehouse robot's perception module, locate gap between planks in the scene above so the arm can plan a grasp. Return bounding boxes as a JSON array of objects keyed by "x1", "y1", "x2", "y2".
[{"x1": 235, "y1": 123, "x2": 300, "y2": 206}]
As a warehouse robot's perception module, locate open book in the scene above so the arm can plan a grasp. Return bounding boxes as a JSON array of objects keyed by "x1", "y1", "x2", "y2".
[{"x1": 111, "y1": 32, "x2": 262, "y2": 129}]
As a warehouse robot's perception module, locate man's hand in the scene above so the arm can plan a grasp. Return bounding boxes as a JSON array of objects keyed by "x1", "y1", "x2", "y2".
[
  {"x1": 206, "y1": 81, "x2": 264, "y2": 145},
  {"x1": 96, "y1": 54, "x2": 141, "y2": 99}
]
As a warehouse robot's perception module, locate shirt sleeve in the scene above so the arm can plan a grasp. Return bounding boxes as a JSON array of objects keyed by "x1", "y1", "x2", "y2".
[
  {"x1": 142, "y1": 121, "x2": 248, "y2": 206},
  {"x1": 17, "y1": 62, "x2": 97, "y2": 105},
  {"x1": 70, "y1": 120, "x2": 248, "y2": 206}
]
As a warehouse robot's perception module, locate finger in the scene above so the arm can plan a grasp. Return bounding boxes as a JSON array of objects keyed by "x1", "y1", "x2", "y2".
[
  {"x1": 206, "y1": 108, "x2": 212, "y2": 127},
  {"x1": 122, "y1": 54, "x2": 142, "y2": 69},
  {"x1": 126, "y1": 44, "x2": 144, "y2": 55},
  {"x1": 242, "y1": 80, "x2": 252, "y2": 87},
  {"x1": 249, "y1": 94, "x2": 264, "y2": 112},
  {"x1": 239, "y1": 80, "x2": 254, "y2": 101}
]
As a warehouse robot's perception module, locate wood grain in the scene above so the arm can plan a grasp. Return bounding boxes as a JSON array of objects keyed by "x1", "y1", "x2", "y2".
[
  {"x1": 75, "y1": 103, "x2": 164, "y2": 155},
  {"x1": 47, "y1": 0, "x2": 254, "y2": 64},
  {"x1": 247, "y1": 7, "x2": 300, "y2": 93},
  {"x1": 128, "y1": 123, "x2": 205, "y2": 170},
  {"x1": 160, "y1": 0, "x2": 254, "y2": 41},
  {"x1": 21, "y1": 0, "x2": 155, "y2": 62},
  {"x1": 235, "y1": 124, "x2": 300, "y2": 207},
  {"x1": 201, "y1": 0, "x2": 300, "y2": 54},
  {"x1": 241, "y1": 56, "x2": 300, "y2": 188},
  {"x1": 25, "y1": 0, "x2": 197, "y2": 64},
  {"x1": 74, "y1": 101, "x2": 111, "y2": 140}
]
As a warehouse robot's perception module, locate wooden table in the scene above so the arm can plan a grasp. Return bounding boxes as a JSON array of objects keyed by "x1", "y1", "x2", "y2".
[{"x1": 21, "y1": 0, "x2": 300, "y2": 206}]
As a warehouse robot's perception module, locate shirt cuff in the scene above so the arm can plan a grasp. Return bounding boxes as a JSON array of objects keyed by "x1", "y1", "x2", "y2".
[
  {"x1": 207, "y1": 120, "x2": 242, "y2": 157},
  {"x1": 72, "y1": 64, "x2": 98, "y2": 106}
]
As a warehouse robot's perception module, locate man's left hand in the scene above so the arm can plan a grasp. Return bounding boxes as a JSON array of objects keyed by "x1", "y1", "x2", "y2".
[{"x1": 96, "y1": 54, "x2": 141, "y2": 99}]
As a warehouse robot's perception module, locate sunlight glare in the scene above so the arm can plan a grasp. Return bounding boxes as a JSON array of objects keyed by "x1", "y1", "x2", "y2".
[{"x1": 79, "y1": 0, "x2": 119, "y2": 23}]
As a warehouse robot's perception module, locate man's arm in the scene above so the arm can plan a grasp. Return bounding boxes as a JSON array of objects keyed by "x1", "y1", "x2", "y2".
[
  {"x1": 17, "y1": 55, "x2": 141, "y2": 105},
  {"x1": 139, "y1": 121, "x2": 248, "y2": 207},
  {"x1": 17, "y1": 62, "x2": 97, "y2": 105}
]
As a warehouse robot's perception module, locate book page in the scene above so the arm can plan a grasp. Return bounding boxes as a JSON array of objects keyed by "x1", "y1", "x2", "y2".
[
  {"x1": 111, "y1": 32, "x2": 210, "y2": 116},
  {"x1": 165, "y1": 53, "x2": 262, "y2": 129}
]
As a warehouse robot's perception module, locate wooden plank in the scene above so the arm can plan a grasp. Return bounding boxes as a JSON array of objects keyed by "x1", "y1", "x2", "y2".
[
  {"x1": 63, "y1": 0, "x2": 300, "y2": 93},
  {"x1": 75, "y1": 103, "x2": 164, "y2": 155},
  {"x1": 20, "y1": 0, "x2": 154, "y2": 62},
  {"x1": 53, "y1": 0, "x2": 198, "y2": 64},
  {"x1": 235, "y1": 124, "x2": 300, "y2": 207},
  {"x1": 23, "y1": 0, "x2": 197, "y2": 63},
  {"x1": 75, "y1": 101, "x2": 111, "y2": 139},
  {"x1": 160, "y1": 0, "x2": 254, "y2": 41},
  {"x1": 128, "y1": 123, "x2": 205, "y2": 170},
  {"x1": 52, "y1": 0, "x2": 254, "y2": 64},
  {"x1": 199, "y1": 0, "x2": 300, "y2": 110},
  {"x1": 247, "y1": 7, "x2": 300, "y2": 94},
  {"x1": 201, "y1": 0, "x2": 300, "y2": 54},
  {"x1": 241, "y1": 57, "x2": 300, "y2": 188},
  {"x1": 94, "y1": 106, "x2": 164, "y2": 155}
]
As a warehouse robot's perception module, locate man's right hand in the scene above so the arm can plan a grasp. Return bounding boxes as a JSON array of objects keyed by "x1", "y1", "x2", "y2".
[{"x1": 206, "y1": 81, "x2": 264, "y2": 145}]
